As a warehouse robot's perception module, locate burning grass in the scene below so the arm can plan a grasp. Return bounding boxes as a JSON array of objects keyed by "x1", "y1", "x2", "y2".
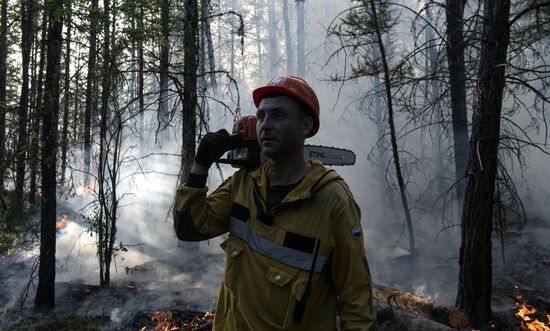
[
  {"x1": 134, "y1": 309, "x2": 214, "y2": 331},
  {"x1": 515, "y1": 297, "x2": 550, "y2": 331}
]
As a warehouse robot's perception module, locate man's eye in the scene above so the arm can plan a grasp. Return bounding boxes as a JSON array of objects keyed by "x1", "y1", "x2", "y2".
[{"x1": 257, "y1": 111, "x2": 265, "y2": 120}]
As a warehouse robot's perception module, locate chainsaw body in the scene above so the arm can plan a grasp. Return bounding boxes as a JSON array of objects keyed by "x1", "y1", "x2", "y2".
[{"x1": 218, "y1": 115, "x2": 355, "y2": 168}]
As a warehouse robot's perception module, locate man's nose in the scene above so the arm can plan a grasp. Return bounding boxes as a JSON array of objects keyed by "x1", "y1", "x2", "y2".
[{"x1": 259, "y1": 113, "x2": 273, "y2": 131}]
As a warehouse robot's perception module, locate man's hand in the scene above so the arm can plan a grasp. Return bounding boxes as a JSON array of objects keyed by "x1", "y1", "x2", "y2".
[{"x1": 194, "y1": 129, "x2": 237, "y2": 168}]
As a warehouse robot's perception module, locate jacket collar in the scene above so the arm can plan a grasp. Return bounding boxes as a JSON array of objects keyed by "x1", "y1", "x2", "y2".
[{"x1": 249, "y1": 160, "x2": 339, "y2": 203}]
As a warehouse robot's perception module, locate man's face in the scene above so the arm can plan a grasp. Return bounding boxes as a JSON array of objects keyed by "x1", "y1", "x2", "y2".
[{"x1": 256, "y1": 95, "x2": 312, "y2": 160}]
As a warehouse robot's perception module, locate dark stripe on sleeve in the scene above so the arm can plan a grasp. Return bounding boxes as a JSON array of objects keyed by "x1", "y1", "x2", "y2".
[
  {"x1": 186, "y1": 173, "x2": 208, "y2": 188},
  {"x1": 173, "y1": 208, "x2": 217, "y2": 241},
  {"x1": 230, "y1": 203, "x2": 250, "y2": 223}
]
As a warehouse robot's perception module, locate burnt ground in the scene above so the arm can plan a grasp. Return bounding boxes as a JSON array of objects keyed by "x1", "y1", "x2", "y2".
[{"x1": 1, "y1": 218, "x2": 549, "y2": 330}]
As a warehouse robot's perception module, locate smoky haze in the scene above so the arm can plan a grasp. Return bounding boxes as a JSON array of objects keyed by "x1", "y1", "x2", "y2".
[{"x1": 1, "y1": 0, "x2": 549, "y2": 329}]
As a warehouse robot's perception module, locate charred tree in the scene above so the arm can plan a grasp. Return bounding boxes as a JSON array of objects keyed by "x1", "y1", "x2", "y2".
[
  {"x1": 373, "y1": 283, "x2": 469, "y2": 329},
  {"x1": 138, "y1": 2, "x2": 145, "y2": 146},
  {"x1": 35, "y1": 0, "x2": 64, "y2": 312},
  {"x1": 445, "y1": 0, "x2": 469, "y2": 221},
  {"x1": 369, "y1": 0, "x2": 415, "y2": 257},
  {"x1": 7, "y1": 0, "x2": 36, "y2": 230},
  {"x1": 0, "y1": 0, "x2": 7, "y2": 193},
  {"x1": 28, "y1": 10, "x2": 48, "y2": 209},
  {"x1": 84, "y1": 0, "x2": 99, "y2": 185},
  {"x1": 60, "y1": 0, "x2": 73, "y2": 186},
  {"x1": 158, "y1": 0, "x2": 170, "y2": 144},
  {"x1": 181, "y1": 0, "x2": 198, "y2": 181},
  {"x1": 98, "y1": 0, "x2": 112, "y2": 287},
  {"x1": 456, "y1": 0, "x2": 511, "y2": 329},
  {"x1": 296, "y1": 0, "x2": 305, "y2": 77}
]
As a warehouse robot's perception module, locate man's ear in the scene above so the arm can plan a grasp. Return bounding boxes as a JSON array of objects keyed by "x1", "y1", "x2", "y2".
[{"x1": 302, "y1": 116, "x2": 314, "y2": 137}]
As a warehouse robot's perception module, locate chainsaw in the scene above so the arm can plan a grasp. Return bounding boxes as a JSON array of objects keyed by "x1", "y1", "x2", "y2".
[{"x1": 216, "y1": 115, "x2": 356, "y2": 169}]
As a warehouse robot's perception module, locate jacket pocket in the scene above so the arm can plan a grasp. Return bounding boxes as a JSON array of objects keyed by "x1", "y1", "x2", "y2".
[
  {"x1": 261, "y1": 266, "x2": 298, "y2": 328},
  {"x1": 220, "y1": 237, "x2": 245, "y2": 296}
]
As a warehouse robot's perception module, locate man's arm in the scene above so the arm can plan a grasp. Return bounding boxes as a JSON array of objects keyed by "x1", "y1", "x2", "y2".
[
  {"x1": 331, "y1": 199, "x2": 376, "y2": 331},
  {"x1": 173, "y1": 130, "x2": 239, "y2": 241}
]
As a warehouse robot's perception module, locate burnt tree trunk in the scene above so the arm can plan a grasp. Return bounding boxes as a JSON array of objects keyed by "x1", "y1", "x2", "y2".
[
  {"x1": 98, "y1": 0, "x2": 112, "y2": 287},
  {"x1": 28, "y1": 9, "x2": 47, "y2": 209},
  {"x1": 34, "y1": 0, "x2": 63, "y2": 312},
  {"x1": 138, "y1": 1, "x2": 145, "y2": 146},
  {"x1": 456, "y1": 0, "x2": 511, "y2": 329},
  {"x1": 373, "y1": 283, "x2": 469, "y2": 329},
  {"x1": 369, "y1": 0, "x2": 415, "y2": 256},
  {"x1": 84, "y1": 0, "x2": 99, "y2": 185},
  {"x1": 181, "y1": 0, "x2": 198, "y2": 182},
  {"x1": 0, "y1": 0, "x2": 7, "y2": 193},
  {"x1": 8, "y1": 0, "x2": 36, "y2": 230},
  {"x1": 158, "y1": 0, "x2": 170, "y2": 144},
  {"x1": 60, "y1": 1, "x2": 72, "y2": 186},
  {"x1": 445, "y1": 0, "x2": 469, "y2": 221}
]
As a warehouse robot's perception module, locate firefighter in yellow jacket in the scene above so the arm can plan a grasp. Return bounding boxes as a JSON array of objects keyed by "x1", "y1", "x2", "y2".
[{"x1": 174, "y1": 75, "x2": 376, "y2": 330}]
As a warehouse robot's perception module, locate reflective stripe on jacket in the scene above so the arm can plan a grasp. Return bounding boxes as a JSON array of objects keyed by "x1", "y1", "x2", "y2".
[{"x1": 174, "y1": 160, "x2": 376, "y2": 331}]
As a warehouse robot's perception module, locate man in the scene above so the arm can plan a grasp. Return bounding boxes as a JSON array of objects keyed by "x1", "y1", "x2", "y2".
[{"x1": 174, "y1": 75, "x2": 376, "y2": 330}]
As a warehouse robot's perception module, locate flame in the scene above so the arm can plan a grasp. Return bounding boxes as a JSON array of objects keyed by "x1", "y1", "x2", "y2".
[
  {"x1": 56, "y1": 214, "x2": 70, "y2": 230},
  {"x1": 150, "y1": 311, "x2": 179, "y2": 331},
  {"x1": 515, "y1": 301, "x2": 550, "y2": 331},
  {"x1": 74, "y1": 180, "x2": 96, "y2": 197},
  {"x1": 141, "y1": 310, "x2": 214, "y2": 331},
  {"x1": 183, "y1": 311, "x2": 215, "y2": 328}
]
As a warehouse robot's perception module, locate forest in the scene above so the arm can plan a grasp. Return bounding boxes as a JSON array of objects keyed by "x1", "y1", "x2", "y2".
[{"x1": 0, "y1": 0, "x2": 549, "y2": 330}]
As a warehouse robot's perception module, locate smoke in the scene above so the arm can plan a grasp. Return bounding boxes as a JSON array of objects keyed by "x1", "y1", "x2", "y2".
[{"x1": 2, "y1": 0, "x2": 549, "y2": 329}]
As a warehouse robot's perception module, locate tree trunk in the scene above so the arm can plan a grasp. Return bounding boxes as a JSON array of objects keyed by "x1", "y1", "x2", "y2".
[
  {"x1": 203, "y1": 0, "x2": 219, "y2": 106},
  {"x1": 0, "y1": 0, "x2": 8, "y2": 193},
  {"x1": 181, "y1": 0, "x2": 198, "y2": 182},
  {"x1": 373, "y1": 283, "x2": 469, "y2": 329},
  {"x1": 372, "y1": 44, "x2": 388, "y2": 214},
  {"x1": 98, "y1": 0, "x2": 112, "y2": 287},
  {"x1": 34, "y1": 0, "x2": 63, "y2": 312},
  {"x1": 7, "y1": 0, "x2": 36, "y2": 230},
  {"x1": 29, "y1": 9, "x2": 47, "y2": 209},
  {"x1": 138, "y1": 1, "x2": 145, "y2": 147},
  {"x1": 60, "y1": 1, "x2": 72, "y2": 187},
  {"x1": 254, "y1": 0, "x2": 263, "y2": 82},
  {"x1": 268, "y1": 0, "x2": 279, "y2": 77},
  {"x1": 369, "y1": 0, "x2": 415, "y2": 256},
  {"x1": 158, "y1": 0, "x2": 170, "y2": 144},
  {"x1": 456, "y1": 0, "x2": 511, "y2": 329},
  {"x1": 283, "y1": 0, "x2": 293, "y2": 74},
  {"x1": 84, "y1": 0, "x2": 99, "y2": 185},
  {"x1": 425, "y1": 6, "x2": 444, "y2": 195},
  {"x1": 445, "y1": 0, "x2": 469, "y2": 221},
  {"x1": 296, "y1": 0, "x2": 305, "y2": 77}
]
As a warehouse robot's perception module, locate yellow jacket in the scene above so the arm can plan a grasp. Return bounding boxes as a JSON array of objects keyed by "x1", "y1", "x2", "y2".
[{"x1": 174, "y1": 160, "x2": 376, "y2": 330}]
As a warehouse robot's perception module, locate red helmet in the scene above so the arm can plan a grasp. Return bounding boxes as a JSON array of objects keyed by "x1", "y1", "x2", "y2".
[{"x1": 252, "y1": 75, "x2": 320, "y2": 137}]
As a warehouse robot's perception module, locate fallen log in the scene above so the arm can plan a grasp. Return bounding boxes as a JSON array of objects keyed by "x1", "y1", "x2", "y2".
[{"x1": 373, "y1": 283, "x2": 469, "y2": 329}]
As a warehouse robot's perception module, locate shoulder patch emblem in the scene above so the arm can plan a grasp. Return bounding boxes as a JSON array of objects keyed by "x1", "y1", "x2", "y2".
[{"x1": 351, "y1": 226, "x2": 362, "y2": 240}]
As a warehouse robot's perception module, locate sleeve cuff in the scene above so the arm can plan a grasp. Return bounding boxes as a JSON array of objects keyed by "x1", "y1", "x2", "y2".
[{"x1": 186, "y1": 173, "x2": 208, "y2": 188}]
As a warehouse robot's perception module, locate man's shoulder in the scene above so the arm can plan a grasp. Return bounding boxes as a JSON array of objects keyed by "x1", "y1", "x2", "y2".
[{"x1": 313, "y1": 168, "x2": 356, "y2": 204}]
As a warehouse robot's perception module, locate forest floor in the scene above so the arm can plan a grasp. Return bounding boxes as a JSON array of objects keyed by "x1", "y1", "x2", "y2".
[{"x1": 0, "y1": 217, "x2": 549, "y2": 330}]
